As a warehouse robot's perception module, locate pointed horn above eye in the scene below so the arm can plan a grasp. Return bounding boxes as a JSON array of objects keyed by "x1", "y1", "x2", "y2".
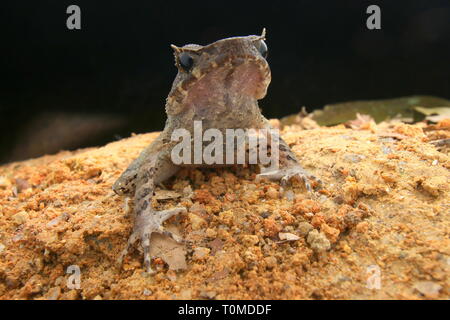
[
  {"x1": 170, "y1": 44, "x2": 181, "y2": 52},
  {"x1": 260, "y1": 28, "x2": 266, "y2": 39}
]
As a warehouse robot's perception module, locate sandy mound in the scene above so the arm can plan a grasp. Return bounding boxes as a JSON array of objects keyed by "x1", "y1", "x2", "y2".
[{"x1": 0, "y1": 119, "x2": 448, "y2": 299}]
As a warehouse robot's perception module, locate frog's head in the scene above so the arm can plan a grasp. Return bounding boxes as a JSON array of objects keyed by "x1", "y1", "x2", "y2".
[{"x1": 166, "y1": 29, "x2": 271, "y2": 116}]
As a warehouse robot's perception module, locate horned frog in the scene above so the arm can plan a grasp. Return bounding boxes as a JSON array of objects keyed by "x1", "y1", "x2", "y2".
[{"x1": 113, "y1": 29, "x2": 319, "y2": 273}]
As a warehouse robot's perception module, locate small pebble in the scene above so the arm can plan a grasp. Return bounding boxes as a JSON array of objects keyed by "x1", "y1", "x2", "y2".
[
  {"x1": 241, "y1": 235, "x2": 259, "y2": 246},
  {"x1": 193, "y1": 247, "x2": 210, "y2": 261},
  {"x1": 200, "y1": 290, "x2": 217, "y2": 299},
  {"x1": 15, "y1": 178, "x2": 30, "y2": 193},
  {"x1": 381, "y1": 145, "x2": 393, "y2": 154},
  {"x1": 46, "y1": 287, "x2": 61, "y2": 300},
  {"x1": 46, "y1": 212, "x2": 69, "y2": 227},
  {"x1": 298, "y1": 222, "x2": 314, "y2": 237},
  {"x1": 260, "y1": 211, "x2": 271, "y2": 218},
  {"x1": 54, "y1": 276, "x2": 64, "y2": 286},
  {"x1": 12, "y1": 211, "x2": 28, "y2": 225},
  {"x1": 413, "y1": 281, "x2": 442, "y2": 298},
  {"x1": 188, "y1": 213, "x2": 207, "y2": 230},
  {"x1": 284, "y1": 190, "x2": 295, "y2": 202},
  {"x1": 344, "y1": 153, "x2": 365, "y2": 163},
  {"x1": 264, "y1": 256, "x2": 277, "y2": 269},
  {"x1": 266, "y1": 187, "x2": 279, "y2": 199},
  {"x1": 179, "y1": 289, "x2": 192, "y2": 299},
  {"x1": 307, "y1": 229, "x2": 331, "y2": 252},
  {"x1": 279, "y1": 232, "x2": 300, "y2": 241},
  {"x1": 205, "y1": 228, "x2": 217, "y2": 238},
  {"x1": 0, "y1": 176, "x2": 11, "y2": 189},
  {"x1": 143, "y1": 289, "x2": 153, "y2": 296}
]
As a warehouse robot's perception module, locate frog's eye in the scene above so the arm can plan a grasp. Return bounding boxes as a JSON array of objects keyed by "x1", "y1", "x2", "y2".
[
  {"x1": 256, "y1": 40, "x2": 268, "y2": 59},
  {"x1": 179, "y1": 52, "x2": 194, "y2": 72}
]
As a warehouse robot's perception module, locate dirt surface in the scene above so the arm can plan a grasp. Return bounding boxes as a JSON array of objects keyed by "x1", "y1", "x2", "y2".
[{"x1": 0, "y1": 118, "x2": 449, "y2": 300}]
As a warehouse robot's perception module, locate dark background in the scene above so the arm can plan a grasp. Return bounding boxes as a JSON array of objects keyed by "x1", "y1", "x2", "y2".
[{"x1": 1, "y1": 0, "x2": 449, "y2": 163}]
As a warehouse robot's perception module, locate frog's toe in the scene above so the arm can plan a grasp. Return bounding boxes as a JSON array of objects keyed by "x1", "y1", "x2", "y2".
[
  {"x1": 119, "y1": 207, "x2": 186, "y2": 273},
  {"x1": 142, "y1": 234, "x2": 155, "y2": 274},
  {"x1": 159, "y1": 228, "x2": 184, "y2": 243},
  {"x1": 117, "y1": 231, "x2": 139, "y2": 266}
]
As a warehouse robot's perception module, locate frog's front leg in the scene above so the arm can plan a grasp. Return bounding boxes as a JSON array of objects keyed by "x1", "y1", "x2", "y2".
[
  {"x1": 256, "y1": 128, "x2": 320, "y2": 192},
  {"x1": 119, "y1": 150, "x2": 186, "y2": 274}
]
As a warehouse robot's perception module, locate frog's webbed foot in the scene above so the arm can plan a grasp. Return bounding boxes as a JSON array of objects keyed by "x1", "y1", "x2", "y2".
[
  {"x1": 257, "y1": 165, "x2": 321, "y2": 192},
  {"x1": 118, "y1": 207, "x2": 187, "y2": 274}
]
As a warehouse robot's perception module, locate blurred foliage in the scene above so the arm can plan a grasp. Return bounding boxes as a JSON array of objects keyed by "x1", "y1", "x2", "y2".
[{"x1": 291, "y1": 95, "x2": 450, "y2": 126}]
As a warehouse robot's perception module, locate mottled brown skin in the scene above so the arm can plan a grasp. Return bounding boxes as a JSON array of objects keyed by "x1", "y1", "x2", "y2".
[{"x1": 113, "y1": 30, "x2": 318, "y2": 273}]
